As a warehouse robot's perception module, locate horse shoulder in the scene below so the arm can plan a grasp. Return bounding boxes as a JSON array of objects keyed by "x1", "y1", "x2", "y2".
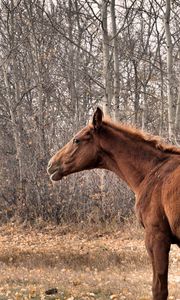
[
  {"x1": 161, "y1": 159, "x2": 180, "y2": 240},
  {"x1": 135, "y1": 157, "x2": 180, "y2": 241}
]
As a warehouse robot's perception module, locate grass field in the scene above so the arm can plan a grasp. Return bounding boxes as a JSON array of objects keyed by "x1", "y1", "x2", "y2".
[{"x1": 0, "y1": 220, "x2": 179, "y2": 300}]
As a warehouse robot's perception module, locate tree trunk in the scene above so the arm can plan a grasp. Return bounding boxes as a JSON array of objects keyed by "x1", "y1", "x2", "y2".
[
  {"x1": 2, "y1": 0, "x2": 27, "y2": 200},
  {"x1": 3, "y1": 64, "x2": 26, "y2": 199},
  {"x1": 101, "y1": 0, "x2": 111, "y2": 114},
  {"x1": 133, "y1": 60, "x2": 139, "y2": 125},
  {"x1": 175, "y1": 85, "x2": 180, "y2": 140},
  {"x1": 24, "y1": 0, "x2": 47, "y2": 158},
  {"x1": 164, "y1": 0, "x2": 174, "y2": 140},
  {"x1": 111, "y1": 0, "x2": 120, "y2": 121}
]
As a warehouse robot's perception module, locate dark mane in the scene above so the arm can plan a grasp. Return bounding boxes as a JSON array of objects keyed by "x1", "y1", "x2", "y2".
[{"x1": 103, "y1": 117, "x2": 180, "y2": 155}]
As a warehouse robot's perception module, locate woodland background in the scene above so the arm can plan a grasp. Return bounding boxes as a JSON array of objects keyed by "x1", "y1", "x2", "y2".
[{"x1": 0, "y1": 0, "x2": 180, "y2": 224}]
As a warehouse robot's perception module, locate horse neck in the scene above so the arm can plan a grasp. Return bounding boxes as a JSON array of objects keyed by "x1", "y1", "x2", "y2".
[{"x1": 99, "y1": 125, "x2": 166, "y2": 193}]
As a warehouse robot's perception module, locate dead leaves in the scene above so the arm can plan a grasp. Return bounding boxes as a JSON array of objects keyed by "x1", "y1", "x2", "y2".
[{"x1": 0, "y1": 224, "x2": 179, "y2": 300}]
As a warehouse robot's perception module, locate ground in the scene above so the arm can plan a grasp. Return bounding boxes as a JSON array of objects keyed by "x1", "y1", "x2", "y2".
[{"x1": 0, "y1": 220, "x2": 179, "y2": 300}]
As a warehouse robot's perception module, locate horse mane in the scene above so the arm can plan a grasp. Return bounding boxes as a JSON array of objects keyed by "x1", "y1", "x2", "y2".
[{"x1": 102, "y1": 117, "x2": 180, "y2": 155}]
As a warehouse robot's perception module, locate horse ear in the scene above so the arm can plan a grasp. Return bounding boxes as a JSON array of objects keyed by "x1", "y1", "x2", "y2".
[{"x1": 92, "y1": 107, "x2": 103, "y2": 130}]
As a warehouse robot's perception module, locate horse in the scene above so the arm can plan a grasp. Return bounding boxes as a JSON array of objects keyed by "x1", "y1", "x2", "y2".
[{"x1": 47, "y1": 107, "x2": 180, "y2": 300}]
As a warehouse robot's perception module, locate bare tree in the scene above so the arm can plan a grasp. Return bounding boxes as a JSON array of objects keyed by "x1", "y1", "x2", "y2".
[
  {"x1": 110, "y1": 0, "x2": 120, "y2": 120},
  {"x1": 100, "y1": 0, "x2": 111, "y2": 114},
  {"x1": 164, "y1": 0, "x2": 174, "y2": 140}
]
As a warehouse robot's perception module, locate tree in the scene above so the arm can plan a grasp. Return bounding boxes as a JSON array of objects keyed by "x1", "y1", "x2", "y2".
[
  {"x1": 110, "y1": 0, "x2": 120, "y2": 120},
  {"x1": 100, "y1": 0, "x2": 111, "y2": 114},
  {"x1": 164, "y1": 0, "x2": 174, "y2": 140}
]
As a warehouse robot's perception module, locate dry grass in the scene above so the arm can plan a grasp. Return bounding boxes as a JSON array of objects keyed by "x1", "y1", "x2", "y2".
[{"x1": 0, "y1": 219, "x2": 179, "y2": 300}]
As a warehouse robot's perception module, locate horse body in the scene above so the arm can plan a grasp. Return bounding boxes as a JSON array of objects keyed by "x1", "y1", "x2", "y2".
[
  {"x1": 47, "y1": 108, "x2": 180, "y2": 300},
  {"x1": 135, "y1": 157, "x2": 180, "y2": 300}
]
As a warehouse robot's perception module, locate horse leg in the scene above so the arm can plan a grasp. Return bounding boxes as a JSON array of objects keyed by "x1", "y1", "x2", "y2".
[{"x1": 145, "y1": 231, "x2": 171, "y2": 300}]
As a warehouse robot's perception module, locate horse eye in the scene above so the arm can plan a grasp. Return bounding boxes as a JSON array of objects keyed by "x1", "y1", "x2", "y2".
[{"x1": 73, "y1": 138, "x2": 80, "y2": 145}]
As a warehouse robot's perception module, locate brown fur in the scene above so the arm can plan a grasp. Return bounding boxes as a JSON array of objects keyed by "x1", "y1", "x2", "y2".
[
  {"x1": 102, "y1": 117, "x2": 180, "y2": 155},
  {"x1": 47, "y1": 108, "x2": 180, "y2": 300}
]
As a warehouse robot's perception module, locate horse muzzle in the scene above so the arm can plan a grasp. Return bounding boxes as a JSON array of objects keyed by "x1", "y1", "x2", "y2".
[{"x1": 47, "y1": 161, "x2": 63, "y2": 181}]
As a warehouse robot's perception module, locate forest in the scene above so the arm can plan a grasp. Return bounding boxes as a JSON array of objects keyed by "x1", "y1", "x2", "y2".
[{"x1": 0, "y1": 0, "x2": 180, "y2": 224}]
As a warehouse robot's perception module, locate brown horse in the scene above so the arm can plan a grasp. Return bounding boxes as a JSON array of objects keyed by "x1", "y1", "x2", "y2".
[{"x1": 47, "y1": 107, "x2": 180, "y2": 300}]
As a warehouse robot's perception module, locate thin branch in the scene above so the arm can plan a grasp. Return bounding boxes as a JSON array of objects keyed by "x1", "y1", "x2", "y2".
[
  {"x1": 35, "y1": 2, "x2": 99, "y2": 62},
  {"x1": 13, "y1": 85, "x2": 37, "y2": 112}
]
